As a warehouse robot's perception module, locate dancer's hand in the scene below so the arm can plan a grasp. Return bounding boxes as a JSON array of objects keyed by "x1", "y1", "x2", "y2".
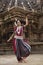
[
  {"x1": 7, "y1": 33, "x2": 14, "y2": 43},
  {"x1": 24, "y1": 16, "x2": 28, "y2": 27},
  {"x1": 15, "y1": 18, "x2": 17, "y2": 21},
  {"x1": 7, "y1": 39, "x2": 10, "y2": 42}
]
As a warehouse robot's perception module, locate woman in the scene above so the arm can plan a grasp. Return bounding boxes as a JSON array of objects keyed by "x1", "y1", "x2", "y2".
[{"x1": 7, "y1": 16, "x2": 31, "y2": 63}]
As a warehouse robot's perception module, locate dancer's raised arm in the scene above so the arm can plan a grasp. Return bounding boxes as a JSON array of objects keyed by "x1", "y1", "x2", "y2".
[{"x1": 24, "y1": 16, "x2": 28, "y2": 27}]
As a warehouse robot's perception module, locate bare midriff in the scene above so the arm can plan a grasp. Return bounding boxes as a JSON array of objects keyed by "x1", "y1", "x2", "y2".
[{"x1": 14, "y1": 35, "x2": 23, "y2": 39}]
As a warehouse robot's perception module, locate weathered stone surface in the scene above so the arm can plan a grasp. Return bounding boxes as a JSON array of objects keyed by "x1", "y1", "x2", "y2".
[{"x1": 0, "y1": 54, "x2": 43, "y2": 65}]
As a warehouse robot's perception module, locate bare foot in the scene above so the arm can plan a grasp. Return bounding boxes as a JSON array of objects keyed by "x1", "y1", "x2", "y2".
[
  {"x1": 23, "y1": 59, "x2": 27, "y2": 63},
  {"x1": 21, "y1": 57, "x2": 27, "y2": 63},
  {"x1": 18, "y1": 60, "x2": 23, "y2": 63}
]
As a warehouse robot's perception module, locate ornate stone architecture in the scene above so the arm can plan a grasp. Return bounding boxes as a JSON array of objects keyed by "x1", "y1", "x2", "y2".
[{"x1": 0, "y1": 0, "x2": 43, "y2": 54}]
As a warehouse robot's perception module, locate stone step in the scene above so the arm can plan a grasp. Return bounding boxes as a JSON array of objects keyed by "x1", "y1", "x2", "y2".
[{"x1": 0, "y1": 42, "x2": 43, "y2": 54}]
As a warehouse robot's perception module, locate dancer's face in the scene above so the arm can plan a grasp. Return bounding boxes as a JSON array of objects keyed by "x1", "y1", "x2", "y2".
[{"x1": 17, "y1": 20, "x2": 21, "y2": 26}]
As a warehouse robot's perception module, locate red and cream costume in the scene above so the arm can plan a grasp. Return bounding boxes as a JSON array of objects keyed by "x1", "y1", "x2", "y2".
[{"x1": 13, "y1": 25, "x2": 31, "y2": 61}]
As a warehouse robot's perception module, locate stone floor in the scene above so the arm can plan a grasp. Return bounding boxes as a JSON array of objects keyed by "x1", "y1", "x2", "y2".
[{"x1": 0, "y1": 54, "x2": 43, "y2": 65}]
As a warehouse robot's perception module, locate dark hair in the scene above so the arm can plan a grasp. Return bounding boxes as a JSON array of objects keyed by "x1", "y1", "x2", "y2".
[{"x1": 17, "y1": 19, "x2": 21, "y2": 23}]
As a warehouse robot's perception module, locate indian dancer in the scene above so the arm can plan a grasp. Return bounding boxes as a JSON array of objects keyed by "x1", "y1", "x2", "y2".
[{"x1": 7, "y1": 16, "x2": 31, "y2": 63}]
